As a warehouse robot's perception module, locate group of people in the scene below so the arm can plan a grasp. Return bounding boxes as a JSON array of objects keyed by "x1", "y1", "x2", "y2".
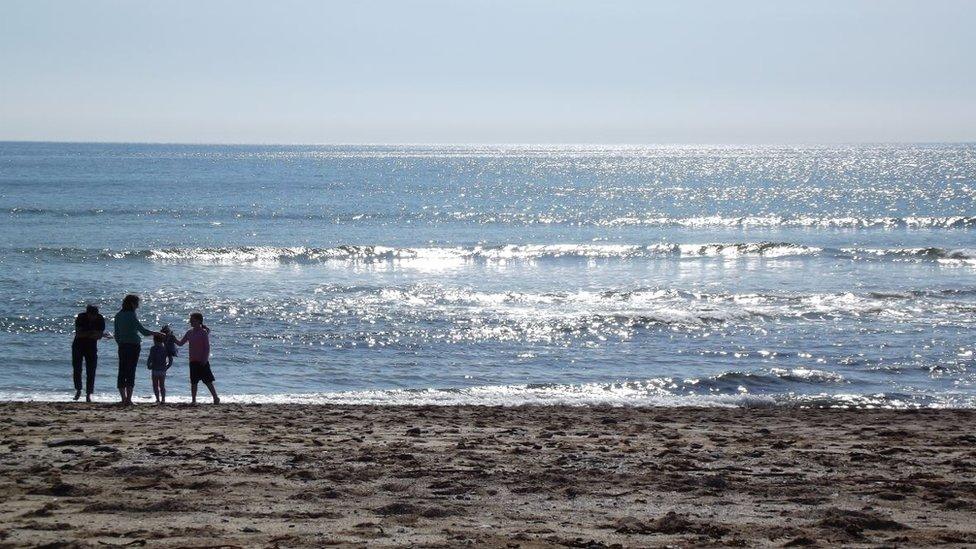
[{"x1": 71, "y1": 294, "x2": 220, "y2": 405}]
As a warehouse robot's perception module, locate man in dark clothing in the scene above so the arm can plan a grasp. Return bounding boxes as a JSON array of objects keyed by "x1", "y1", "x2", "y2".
[{"x1": 72, "y1": 305, "x2": 106, "y2": 402}]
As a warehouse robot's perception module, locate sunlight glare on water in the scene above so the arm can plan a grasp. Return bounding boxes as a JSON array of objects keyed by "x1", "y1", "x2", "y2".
[{"x1": 1, "y1": 143, "x2": 975, "y2": 407}]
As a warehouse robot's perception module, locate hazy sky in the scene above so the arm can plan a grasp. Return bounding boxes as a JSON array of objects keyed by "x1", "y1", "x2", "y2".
[{"x1": 1, "y1": 0, "x2": 974, "y2": 144}]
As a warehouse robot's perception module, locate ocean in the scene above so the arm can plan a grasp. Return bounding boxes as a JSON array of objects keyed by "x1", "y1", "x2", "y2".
[{"x1": 1, "y1": 142, "x2": 974, "y2": 407}]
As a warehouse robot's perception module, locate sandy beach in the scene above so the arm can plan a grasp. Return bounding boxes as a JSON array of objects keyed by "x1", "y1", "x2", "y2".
[{"x1": 0, "y1": 403, "x2": 974, "y2": 548}]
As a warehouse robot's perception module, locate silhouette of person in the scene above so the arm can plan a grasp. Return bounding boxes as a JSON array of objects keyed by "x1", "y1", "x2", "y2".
[
  {"x1": 113, "y1": 294, "x2": 161, "y2": 405},
  {"x1": 72, "y1": 304, "x2": 106, "y2": 402}
]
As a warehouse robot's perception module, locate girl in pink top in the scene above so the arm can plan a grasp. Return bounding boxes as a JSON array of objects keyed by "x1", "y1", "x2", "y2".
[{"x1": 174, "y1": 312, "x2": 220, "y2": 404}]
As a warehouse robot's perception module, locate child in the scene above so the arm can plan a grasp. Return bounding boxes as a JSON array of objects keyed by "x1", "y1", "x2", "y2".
[
  {"x1": 174, "y1": 312, "x2": 220, "y2": 404},
  {"x1": 147, "y1": 333, "x2": 170, "y2": 404},
  {"x1": 161, "y1": 325, "x2": 178, "y2": 369}
]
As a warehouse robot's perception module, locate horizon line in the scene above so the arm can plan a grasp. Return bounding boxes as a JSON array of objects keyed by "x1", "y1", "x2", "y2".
[{"x1": 2, "y1": 139, "x2": 975, "y2": 147}]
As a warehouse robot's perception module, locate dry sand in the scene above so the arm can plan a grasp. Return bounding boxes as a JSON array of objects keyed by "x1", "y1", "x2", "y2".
[{"x1": 0, "y1": 403, "x2": 974, "y2": 548}]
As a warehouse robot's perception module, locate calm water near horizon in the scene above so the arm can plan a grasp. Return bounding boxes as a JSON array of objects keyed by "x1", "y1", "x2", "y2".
[{"x1": 1, "y1": 142, "x2": 975, "y2": 406}]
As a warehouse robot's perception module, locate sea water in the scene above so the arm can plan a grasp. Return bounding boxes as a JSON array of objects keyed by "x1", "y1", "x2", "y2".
[{"x1": 1, "y1": 142, "x2": 974, "y2": 406}]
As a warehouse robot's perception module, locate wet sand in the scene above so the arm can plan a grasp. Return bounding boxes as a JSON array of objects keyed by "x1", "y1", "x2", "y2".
[{"x1": 0, "y1": 403, "x2": 974, "y2": 548}]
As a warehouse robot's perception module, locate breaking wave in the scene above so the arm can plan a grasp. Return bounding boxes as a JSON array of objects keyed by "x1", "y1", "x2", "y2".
[
  {"x1": 130, "y1": 242, "x2": 825, "y2": 262},
  {"x1": 7, "y1": 243, "x2": 976, "y2": 265},
  {"x1": 2, "y1": 370, "x2": 971, "y2": 409}
]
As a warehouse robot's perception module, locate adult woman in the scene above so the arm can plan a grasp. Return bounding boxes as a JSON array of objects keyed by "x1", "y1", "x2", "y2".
[{"x1": 113, "y1": 294, "x2": 159, "y2": 405}]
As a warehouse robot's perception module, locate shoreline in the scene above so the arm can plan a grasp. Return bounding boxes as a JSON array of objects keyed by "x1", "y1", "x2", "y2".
[
  {"x1": 1, "y1": 403, "x2": 974, "y2": 547},
  {"x1": 2, "y1": 390, "x2": 971, "y2": 409}
]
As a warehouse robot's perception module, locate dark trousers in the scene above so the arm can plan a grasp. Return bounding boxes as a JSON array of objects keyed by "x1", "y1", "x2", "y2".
[
  {"x1": 117, "y1": 343, "x2": 140, "y2": 389},
  {"x1": 72, "y1": 340, "x2": 98, "y2": 394}
]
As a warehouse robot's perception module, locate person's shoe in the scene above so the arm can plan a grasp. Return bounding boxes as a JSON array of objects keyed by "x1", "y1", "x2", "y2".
[
  {"x1": 73, "y1": 390, "x2": 81, "y2": 401},
  {"x1": 213, "y1": 396, "x2": 220, "y2": 405},
  {"x1": 85, "y1": 394, "x2": 92, "y2": 403}
]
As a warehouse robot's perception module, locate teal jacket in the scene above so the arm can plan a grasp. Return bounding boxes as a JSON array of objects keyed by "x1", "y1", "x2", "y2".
[{"x1": 113, "y1": 310, "x2": 152, "y2": 344}]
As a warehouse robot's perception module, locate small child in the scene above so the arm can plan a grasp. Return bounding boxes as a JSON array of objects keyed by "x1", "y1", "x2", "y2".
[
  {"x1": 161, "y1": 325, "x2": 178, "y2": 369},
  {"x1": 174, "y1": 312, "x2": 220, "y2": 404},
  {"x1": 147, "y1": 333, "x2": 170, "y2": 404}
]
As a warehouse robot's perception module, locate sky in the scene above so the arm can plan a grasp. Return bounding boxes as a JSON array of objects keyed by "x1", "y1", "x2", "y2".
[{"x1": 1, "y1": 0, "x2": 974, "y2": 144}]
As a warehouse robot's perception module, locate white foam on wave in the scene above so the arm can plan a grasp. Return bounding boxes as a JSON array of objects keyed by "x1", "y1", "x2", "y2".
[
  {"x1": 132, "y1": 242, "x2": 822, "y2": 264},
  {"x1": 23, "y1": 243, "x2": 976, "y2": 266},
  {"x1": 0, "y1": 367, "x2": 954, "y2": 410},
  {"x1": 0, "y1": 387, "x2": 778, "y2": 407},
  {"x1": 142, "y1": 245, "x2": 407, "y2": 263},
  {"x1": 840, "y1": 246, "x2": 976, "y2": 262},
  {"x1": 768, "y1": 367, "x2": 846, "y2": 383},
  {"x1": 677, "y1": 242, "x2": 821, "y2": 257}
]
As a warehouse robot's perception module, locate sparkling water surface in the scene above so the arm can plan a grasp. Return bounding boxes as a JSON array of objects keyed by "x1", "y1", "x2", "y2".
[{"x1": 1, "y1": 143, "x2": 975, "y2": 406}]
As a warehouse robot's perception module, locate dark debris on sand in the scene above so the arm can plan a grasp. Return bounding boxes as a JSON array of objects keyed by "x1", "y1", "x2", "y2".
[{"x1": 0, "y1": 403, "x2": 974, "y2": 547}]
